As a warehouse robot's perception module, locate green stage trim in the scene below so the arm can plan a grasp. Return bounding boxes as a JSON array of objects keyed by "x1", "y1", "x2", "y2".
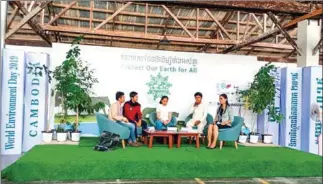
[
  {"x1": 54, "y1": 115, "x2": 96, "y2": 123},
  {"x1": 2, "y1": 138, "x2": 322, "y2": 182}
]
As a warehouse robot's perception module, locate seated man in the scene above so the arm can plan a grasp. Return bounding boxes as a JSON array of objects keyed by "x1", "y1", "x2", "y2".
[
  {"x1": 123, "y1": 91, "x2": 148, "y2": 139},
  {"x1": 108, "y1": 91, "x2": 140, "y2": 147},
  {"x1": 186, "y1": 92, "x2": 208, "y2": 134}
]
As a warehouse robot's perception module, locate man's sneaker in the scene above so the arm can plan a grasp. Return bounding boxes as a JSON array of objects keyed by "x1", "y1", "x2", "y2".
[{"x1": 129, "y1": 142, "x2": 140, "y2": 147}]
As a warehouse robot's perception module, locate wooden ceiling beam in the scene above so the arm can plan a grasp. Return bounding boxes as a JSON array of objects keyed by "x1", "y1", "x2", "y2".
[
  {"x1": 51, "y1": 3, "x2": 283, "y2": 29},
  {"x1": 267, "y1": 11, "x2": 301, "y2": 55},
  {"x1": 94, "y1": 2, "x2": 132, "y2": 30},
  {"x1": 6, "y1": 2, "x2": 50, "y2": 40},
  {"x1": 43, "y1": 14, "x2": 265, "y2": 36},
  {"x1": 162, "y1": 5, "x2": 194, "y2": 38},
  {"x1": 42, "y1": 25, "x2": 293, "y2": 51},
  {"x1": 222, "y1": 8, "x2": 322, "y2": 54},
  {"x1": 200, "y1": 11, "x2": 233, "y2": 52},
  {"x1": 205, "y1": 9, "x2": 232, "y2": 40},
  {"x1": 7, "y1": 6, "x2": 19, "y2": 31},
  {"x1": 11, "y1": 1, "x2": 51, "y2": 46},
  {"x1": 148, "y1": 1, "x2": 319, "y2": 15},
  {"x1": 257, "y1": 56, "x2": 296, "y2": 63},
  {"x1": 47, "y1": 1, "x2": 78, "y2": 25},
  {"x1": 43, "y1": 25, "x2": 238, "y2": 45}
]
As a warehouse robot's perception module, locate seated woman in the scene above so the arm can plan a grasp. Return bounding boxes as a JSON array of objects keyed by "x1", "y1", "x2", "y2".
[
  {"x1": 207, "y1": 94, "x2": 234, "y2": 149},
  {"x1": 155, "y1": 96, "x2": 176, "y2": 130}
]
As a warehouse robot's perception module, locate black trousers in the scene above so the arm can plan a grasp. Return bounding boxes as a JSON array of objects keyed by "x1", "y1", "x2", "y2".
[
  {"x1": 129, "y1": 120, "x2": 148, "y2": 137},
  {"x1": 217, "y1": 124, "x2": 231, "y2": 129}
]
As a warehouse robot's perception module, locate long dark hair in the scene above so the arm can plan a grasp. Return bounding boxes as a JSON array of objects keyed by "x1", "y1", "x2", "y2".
[
  {"x1": 159, "y1": 96, "x2": 169, "y2": 104},
  {"x1": 217, "y1": 94, "x2": 230, "y2": 115}
]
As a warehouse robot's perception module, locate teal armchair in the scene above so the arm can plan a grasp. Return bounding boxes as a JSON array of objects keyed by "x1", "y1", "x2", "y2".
[
  {"x1": 218, "y1": 116, "x2": 244, "y2": 150},
  {"x1": 95, "y1": 113, "x2": 130, "y2": 149},
  {"x1": 149, "y1": 111, "x2": 177, "y2": 128},
  {"x1": 184, "y1": 113, "x2": 214, "y2": 135}
]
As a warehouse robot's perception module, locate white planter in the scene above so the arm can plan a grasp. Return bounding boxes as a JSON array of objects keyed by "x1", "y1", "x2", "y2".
[
  {"x1": 249, "y1": 135, "x2": 259, "y2": 144},
  {"x1": 71, "y1": 132, "x2": 81, "y2": 142},
  {"x1": 238, "y1": 135, "x2": 248, "y2": 144},
  {"x1": 52, "y1": 130, "x2": 57, "y2": 140},
  {"x1": 57, "y1": 132, "x2": 67, "y2": 142},
  {"x1": 42, "y1": 132, "x2": 53, "y2": 143},
  {"x1": 263, "y1": 135, "x2": 273, "y2": 144}
]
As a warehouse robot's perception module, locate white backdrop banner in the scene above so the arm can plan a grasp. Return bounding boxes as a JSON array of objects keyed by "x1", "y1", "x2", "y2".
[
  {"x1": 22, "y1": 52, "x2": 49, "y2": 152},
  {"x1": 280, "y1": 67, "x2": 302, "y2": 150},
  {"x1": 301, "y1": 66, "x2": 322, "y2": 155},
  {"x1": 51, "y1": 43, "x2": 264, "y2": 129},
  {"x1": 1, "y1": 49, "x2": 25, "y2": 155}
]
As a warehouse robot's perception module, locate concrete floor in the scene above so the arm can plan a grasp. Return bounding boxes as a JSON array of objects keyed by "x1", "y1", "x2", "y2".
[{"x1": 2, "y1": 177, "x2": 323, "y2": 184}]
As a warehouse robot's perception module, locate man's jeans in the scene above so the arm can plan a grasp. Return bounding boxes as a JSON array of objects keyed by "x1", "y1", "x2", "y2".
[
  {"x1": 129, "y1": 120, "x2": 148, "y2": 137},
  {"x1": 117, "y1": 121, "x2": 136, "y2": 143}
]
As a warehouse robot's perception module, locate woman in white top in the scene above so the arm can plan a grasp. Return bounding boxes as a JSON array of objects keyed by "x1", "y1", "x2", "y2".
[{"x1": 155, "y1": 96, "x2": 176, "y2": 130}]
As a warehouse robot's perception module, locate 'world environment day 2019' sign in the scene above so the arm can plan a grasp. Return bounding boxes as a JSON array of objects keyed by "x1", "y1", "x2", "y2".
[{"x1": 1, "y1": 49, "x2": 25, "y2": 155}]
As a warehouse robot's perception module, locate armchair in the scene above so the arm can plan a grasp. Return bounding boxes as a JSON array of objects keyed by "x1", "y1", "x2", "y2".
[
  {"x1": 95, "y1": 113, "x2": 130, "y2": 149},
  {"x1": 218, "y1": 116, "x2": 244, "y2": 150}
]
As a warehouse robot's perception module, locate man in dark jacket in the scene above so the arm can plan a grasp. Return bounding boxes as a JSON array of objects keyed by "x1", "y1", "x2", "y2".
[{"x1": 123, "y1": 91, "x2": 148, "y2": 140}]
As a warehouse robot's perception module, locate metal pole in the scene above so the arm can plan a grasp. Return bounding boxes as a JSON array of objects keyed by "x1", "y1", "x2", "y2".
[{"x1": 0, "y1": 1, "x2": 8, "y2": 182}]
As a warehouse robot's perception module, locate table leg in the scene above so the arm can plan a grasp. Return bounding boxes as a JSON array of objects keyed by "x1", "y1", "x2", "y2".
[
  {"x1": 163, "y1": 137, "x2": 167, "y2": 144},
  {"x1": 144, "y1": 135, "x2": 148, "y2": 145},
  {"x1": 149, "y1": 135, "x2": 154, "y2": 148},
  {"x1": 196, "y1": 135, "x2": 200, "y2": 148},
  {"x1": 169, "y1": 135, "x2": 173, "y2": 149},
  {"x1": 177, "y1": 135, "x2": 181, "y2": 148}
]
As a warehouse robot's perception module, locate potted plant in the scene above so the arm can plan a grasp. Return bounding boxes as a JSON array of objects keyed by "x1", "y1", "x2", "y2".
[
  {"x1": 56, "y1": 122, "x2": 67, "y2": 142},
  {"x1": 238, "y1": 123, "x2": 250, "y2": 144},
  {"x1": 240, "y1": 63, "x2": 284, "y2": 144},
  {"x1": 71, "y1": 122, "x2": 82, "y2": 141},
  {"x1": 53, "y1": 36, "x2": 98, "y2": 142}
]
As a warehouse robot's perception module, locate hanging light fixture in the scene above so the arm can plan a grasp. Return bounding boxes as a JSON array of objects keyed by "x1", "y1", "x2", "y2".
[{"x1": 159, "y1": 35, "x2": 170, "y2": 44}]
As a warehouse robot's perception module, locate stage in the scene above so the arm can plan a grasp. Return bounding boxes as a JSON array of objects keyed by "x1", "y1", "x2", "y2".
[{"x1": 1, "y1": 138, "x2": 322, "y2": 182}]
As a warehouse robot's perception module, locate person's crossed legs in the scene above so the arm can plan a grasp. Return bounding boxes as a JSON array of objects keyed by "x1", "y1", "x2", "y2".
[{"x1": 155, "y1": 118, "x2": 176, "y2": 130}]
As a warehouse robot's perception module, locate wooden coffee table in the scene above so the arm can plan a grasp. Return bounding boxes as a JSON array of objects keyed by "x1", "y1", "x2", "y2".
[
  {"x1": 143, "y1": 130, "x2": 177, "y2": 149},
  {"x1": 177, "y1": 132, "x2": 200, "y2": 148}
]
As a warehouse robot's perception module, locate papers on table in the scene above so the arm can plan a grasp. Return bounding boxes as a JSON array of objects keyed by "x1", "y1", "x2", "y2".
[
  {"x1": 167, "y1": 127, "x2": 177, "y2": 132},
  {"x1": 147, "y1": 127, "x2": 155, "y2": 132},
  {"x1": 179, "y1": 128, "x2": 198, "y2": 133}
]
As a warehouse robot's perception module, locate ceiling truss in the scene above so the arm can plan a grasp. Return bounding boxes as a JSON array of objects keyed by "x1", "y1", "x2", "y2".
[{"x1": 4, "y1": 1, "x2": 323, "y2": 63}]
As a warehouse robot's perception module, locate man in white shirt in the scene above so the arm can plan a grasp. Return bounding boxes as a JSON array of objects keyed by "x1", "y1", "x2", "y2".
[{"x1": 186, "y1": 92, "x2": 208, "y2": 134}]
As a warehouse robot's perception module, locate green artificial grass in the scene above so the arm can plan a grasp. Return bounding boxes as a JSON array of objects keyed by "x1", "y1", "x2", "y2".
[
  {"x1": 2, "y1": 138, "x2": 322, "y2": 182},
  {"x1": 54, "y1": 115, "x2": 96, "y2": 123}
]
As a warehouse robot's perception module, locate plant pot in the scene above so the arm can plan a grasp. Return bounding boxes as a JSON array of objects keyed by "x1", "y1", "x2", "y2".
[
  {"x1": 42, "y1": 131, "x2": 53, "y2": 143},
  {"x1": 57, "y1": 132, "x2": 67, "y2": 142},
  {"x1": 52, "y1": 129, "x2": 57, "y2": 140},
  {"x1": 238, "y1": 135, "x2": 248, "y2": 144},
  {"x1": 262, "y1": 134, "x2": 273, "y2": 144},
  {"x1": 249, "y1": 135, "x2": 259, "y2": 144},
  {"x1": 71, "y1": 131, "x2": 82, "y2": 142}
]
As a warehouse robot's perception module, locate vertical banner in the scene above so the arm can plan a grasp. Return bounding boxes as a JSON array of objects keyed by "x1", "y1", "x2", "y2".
[
  {"x1": 301, "y1": 66, "x2": 322, "y2": 155},
  {"x1": 280, "y1": 67, "x2": 302, "y2": 150},
  {"x1": 1, "y1": 49, "x2": 25, "y2": 155},
  {"x1": 23, "y1": 52, "x2": 49, "y2": 152},
  {"x1": 257, "y1": 68, "x2": 281, "y2": 145}
]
